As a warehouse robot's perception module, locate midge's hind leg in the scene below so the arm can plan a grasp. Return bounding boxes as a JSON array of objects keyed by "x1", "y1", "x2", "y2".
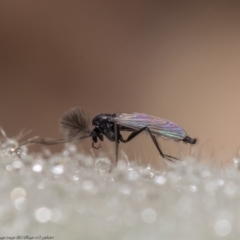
[
  {"x1": 119, "y1": 126, "x2": 179, "y2": 161},
  {"x1": 146, "y1": 129, "x2": 179, "y2": 162}
]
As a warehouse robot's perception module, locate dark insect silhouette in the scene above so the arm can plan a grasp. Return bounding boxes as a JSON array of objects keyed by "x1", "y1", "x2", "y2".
[{"x1": 27, "y1": 108, "x2": 197, "y2": 162}]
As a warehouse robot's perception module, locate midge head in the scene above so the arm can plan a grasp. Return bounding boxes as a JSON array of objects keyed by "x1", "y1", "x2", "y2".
[{"x1": 91, "y1": 113, "x2": 117, "y2": 147}]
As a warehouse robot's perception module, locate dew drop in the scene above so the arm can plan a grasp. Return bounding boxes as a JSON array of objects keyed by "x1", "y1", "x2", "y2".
[
  {"x1": 52, "y1": 164, "x2": 64, "y2": 174},
  {"x1": 214, "y1": 219, "x2": 231, "y2": 236},
  {"x1": 154, "y1": 176, "x2": 167, "y2": 185},
  {"x1": 10, "y1": 187, "x2": 26, "y2": 202},
  {"x1": 34, "y1": 207, "x2": 52, "y2": 223},
  {"x1": 12, "y1": 160, "x2": 23, "y2": 169},
  {"x1": 32, "y1": 164, "x2": 43, "y2": 172},
  {"x1": 95, "y1": 157, "x2": 111, "y2": 173},
  {"x1": 141, "y1": 208, "x2": 157, "y2": 223}
]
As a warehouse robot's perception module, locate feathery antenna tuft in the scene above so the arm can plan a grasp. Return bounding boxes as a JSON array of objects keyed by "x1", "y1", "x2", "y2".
[{"x1": 60, "y1": 108, "x2": 91, "y2": 141}]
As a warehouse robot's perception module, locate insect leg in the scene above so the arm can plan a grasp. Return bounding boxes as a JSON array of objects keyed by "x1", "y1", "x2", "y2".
[
  {"x1": 119, "y1": 127, "x2": 179, "y2": 161},
  {"x1": 146, "y1": 128, "x2": 178, "y2": 162},
  {"x1": 119, "y1": 127, "x2": 148, "y2": 143},
  {"x1": 92, "y1": 141, "x2": 102, "y2": 149}
]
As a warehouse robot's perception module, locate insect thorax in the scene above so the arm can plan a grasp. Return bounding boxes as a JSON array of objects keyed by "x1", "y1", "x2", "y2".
[{"x1": 92, "y1": 113, "x2": 116, "y2": 142}]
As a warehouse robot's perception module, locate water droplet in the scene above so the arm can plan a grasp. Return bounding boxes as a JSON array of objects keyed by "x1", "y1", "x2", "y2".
[
  {"x1": 63, "y1": 144, "x2": 77, "y2": 156},
  {"x1": 34, "y1": 207, "x2": 52, "y2": 223},
  {"x1": 154, "y1": 176, "x2": 167, "y2": 185},
  {"x1": 95, "y1": 157, "x2": 111, "y2": 173},
  {"x1": 6, "y1": 165, "x2": 12, "y2": 171},
  {"x1": 32, "y1": 164, "x2": 43, "y2": 172},
  {"x1": 10, "y1": 188, "x2": 26, "y2": 202},
  {"x1": 233, "y1": 157, "x2": 240, "y2": 170},
  {"x1": 63, "y1": 150, "x2": 69, "y2": 157},
  {"x1": 189, "y1": 185, "x2": 197, "y2": 192},
  {"x1": 82, "y1": 156, "x2": 94, "y2": 167},
  {"x1": 128, "y1": 171, "x2": 139, "y2": 181},
  {"x1": 217, "y1": 179, "x2": 225, "y2": 186},
  {"x1": 141, "y1": 208, "x2": 157, "y2": 223},
  {"x1": 214, "y1": 219, "x2": 231, "y2": 236},
  {"x1": 141, "y1": 167, "x2": 155, "y2": 179},
  {"x1": 14, "y1": 198, "x2": 26, "y2": 211},
  {"x1": 12, "y1": 160, "x2": 23, "y2": 169},
  {"x1": 52, "y1": 164, "x2": 64, "y2": 174},
  {"x1": 72, "y1": 175, "x2": 79, "y2": 181}
]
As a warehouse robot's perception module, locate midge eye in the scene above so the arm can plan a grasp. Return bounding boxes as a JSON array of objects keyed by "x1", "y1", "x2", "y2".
[{"x1": 25, "y1": 108, "x2": 197, "y2": 164}]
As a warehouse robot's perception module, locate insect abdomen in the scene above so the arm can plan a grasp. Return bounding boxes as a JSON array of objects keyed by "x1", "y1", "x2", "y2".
[{"x1": 182, "y1": 136, "x2": 197, "y2": 144}]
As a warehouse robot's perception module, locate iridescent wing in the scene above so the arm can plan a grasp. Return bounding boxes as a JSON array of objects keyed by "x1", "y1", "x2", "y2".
[{"x1": 112, "y1": 113, "x2": 187, "y2": 141}]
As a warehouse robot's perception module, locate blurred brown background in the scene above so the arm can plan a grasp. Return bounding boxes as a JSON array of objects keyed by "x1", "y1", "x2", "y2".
[{"x1": 0, "y1": 1, "x2": 240, "y2": 165}]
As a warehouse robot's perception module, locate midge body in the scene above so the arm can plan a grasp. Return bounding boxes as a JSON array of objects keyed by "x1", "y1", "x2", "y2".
[
  {"x1": 92, "y1": 112, "x2": 196, "y2": 161},
  {"x1": 28, "y1": 108, "x2": 196, "y2": 162}
]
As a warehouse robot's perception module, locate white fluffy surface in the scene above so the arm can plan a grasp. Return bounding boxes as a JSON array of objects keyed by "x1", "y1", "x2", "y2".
[{"x1": 0, "y1": 131, "x2": 239, "y2": 240}]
